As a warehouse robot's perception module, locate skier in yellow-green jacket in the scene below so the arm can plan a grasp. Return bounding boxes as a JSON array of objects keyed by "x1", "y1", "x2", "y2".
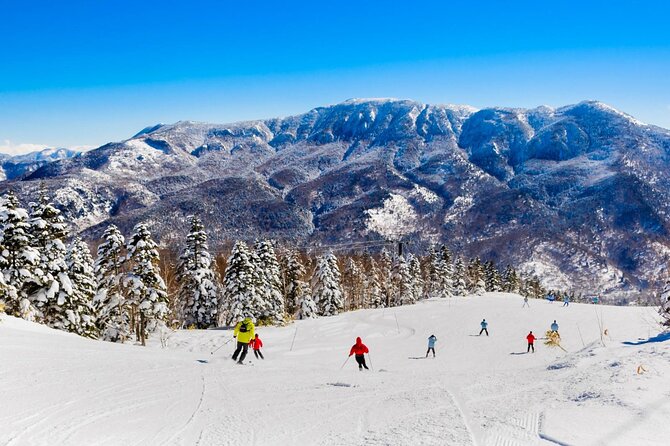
[{"x1": 232, "y1": 317, "x2": 256, "y2": 364}]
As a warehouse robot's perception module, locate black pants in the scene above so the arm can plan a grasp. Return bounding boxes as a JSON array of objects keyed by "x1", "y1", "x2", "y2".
[
  {"x1": 232, "y1": 341, "x2": 249, "y2": 362},
  {"x1": 426, "y1": 347, "x2": 435, "y2": 357},
  {"x1": 253, "y1": 349, "x2": 264, "y2": 359},
  {"x1": 527, "y1": 342, "x2": 534, "y2": 353},
  {"x1": 355, "y1": 354, "x2": 368, "y2": 370},
  {"x1": 479, "y1": 328, "x2": 489, "y2": 336}
]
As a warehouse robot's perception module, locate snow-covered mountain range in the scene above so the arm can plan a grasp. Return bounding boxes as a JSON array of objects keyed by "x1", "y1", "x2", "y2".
[
  {"x1": 0, "y1": 147, "x2": 79, "y2": 181},
  {"x1": 2, "y1": 99, "x2": 670, "y2": 301}
]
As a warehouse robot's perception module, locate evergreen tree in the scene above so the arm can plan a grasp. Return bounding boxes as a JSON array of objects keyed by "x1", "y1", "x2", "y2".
[
  {"x1": 296, "y1": 281, "x2": 317, "y2": 319},
  {"x1": 93, "y1": 224, "x2": 128, "y2": 342},
  {"x1": 502, "y1": 264, "x2": 520, "y2": 293},
  {"x1": 363, "y1": 255, "x2": 383, "y2": 308},
  {"x1": 431, "y1": 245, "x2": 453, "y2": 298},
  {"x1": 659, "y1": 279, "x2": 670, "y2": 328},
  {"x1": 408, "y1": 254, "x2": 424, "y2": 302},
  {"x1": 125, "y1": 223, "x2": 168, "y2": 345},
  {"x1": 254, "y1": 240, "x2": 285, "y2": 324},
  {"x1": 484, "y1": 261, "x2": 502, "y2": 292},
  {"x1": 452, "y1": 258, "x2": 468, "y2": 296},
  {"x1": 177, "y1": 216, "x2": 220, "y2": 328},
  {"x1": 468, "y1": 258, "x2": 486, "y2": 295},
  {"x1": 223, "y1": 241, "x2": 261, "y2": 324},
  {"x1": 28, "y1": 192, "x2": 74, "y2": 327},
  {"x1": 424, "y1": 247, "x2": 440, "y2": 298},
  {"x1": 342, "y1": 257, "x2": 365, "y2": 310},
  {"x1": 64, "y1": 237, "x2": 98, "y2": 338},
  {"x1": 391, "y1": 255, "x2": 414, "y2": 306},
  {"x1": 378, "y1": 249, "x2": 393, "y2": 307},
  {"x1": 283, "y1": 249, "x2": 306, "y2": 316},
  {"x1": 0, "y1": 191, "x2": 39, "y2": 319},
  {"x1": 311, "y1": 251, "x2": 344, "y2": 316}
]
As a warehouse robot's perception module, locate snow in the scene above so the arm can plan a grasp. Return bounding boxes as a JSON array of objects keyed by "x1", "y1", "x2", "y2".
[{"x1": 1, "y1": 293, "x2": 669, "y2": 445}]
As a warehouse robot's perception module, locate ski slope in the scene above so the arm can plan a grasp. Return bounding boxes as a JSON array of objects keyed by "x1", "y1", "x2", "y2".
[{"x1": 1, "y1": 293, "x2": 669, "y2": 445}]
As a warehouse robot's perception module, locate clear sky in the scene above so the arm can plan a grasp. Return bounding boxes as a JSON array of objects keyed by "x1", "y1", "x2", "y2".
[{"x1": 1, "y1": 0, "x2": 669, "y2": 154}]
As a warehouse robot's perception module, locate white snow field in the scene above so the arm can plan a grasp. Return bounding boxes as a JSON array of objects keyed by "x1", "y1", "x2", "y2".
[{"x1": 2, "y1": 293, "x2": 670, "y2": 446}]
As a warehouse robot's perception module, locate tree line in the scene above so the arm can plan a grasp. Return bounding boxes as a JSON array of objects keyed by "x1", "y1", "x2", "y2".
[{"x1": 1, "y1": 190, "x2": 576, "y2": 344}]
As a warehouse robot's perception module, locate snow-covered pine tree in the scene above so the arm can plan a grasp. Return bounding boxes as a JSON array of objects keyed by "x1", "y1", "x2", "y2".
[
  {"x1": 27, "y1": 191, "x2": 75, "y2": 328},
  {"x1": 283, "y1": 249, "x2": 306, "y2": 316},
  {"x1": 311, "y1": 251, "x2": 344, "y2": 316},
  {"x1": 378, "y1": 249, "x2": 393, "y2": 307},
  {"x1": 125, "y1": 223, "x2": 168, "y2": 345},
  {"x1": 391, "y1": 255, "x2": 414, "y2": 306},
  {"x1": 65, "y1": 237, "x2": 98, "y2": 338},
  {"x1": 342, "y1": 257, "x2": 366, "y2": 310},
  {"x1": 176, "y1": 216, "x2": 220, "y2": 329},
  {"x1": 0, "y1": 191, "x2": 39, "y2": 319},
  {"x1": 502, "y1": 265, "x2": 520, "y2": 293},
  {"x1": 408, "y1": 254, "x2": 424, "y2": 301},
  {"x1": 658, "y1": 279, "x2": 670, "y2": 328},
  {"x1": 468, "y1": 258, "x2": 486, "y2": 295},
  {"x1": 484, "y1": 261, "x2": 502, "y2": 292},
  {"x1": 296, "y1": 281, "x2": 317, "y2": 319},
  {"x1": 254, "y1": 240, "x2": 285, "y2": 324},
  {"x1": 431, "y1": 245, "x2": 453, "y2": 298},
  {"x1": 223, "y1": 241, "x2": 261, "y2": 325},
  {"x1": 363, "y1": 255, "x2": 383, "y2": 308},
  {"x1": 423, "y1": 247, "x2": 439, "y2": 298},
  {"x1": 93, "y1": 224, "x2": 128, "y2": 342},
  {"x1": 452, "y1": 258, "x2": 468, "y2": 296}
]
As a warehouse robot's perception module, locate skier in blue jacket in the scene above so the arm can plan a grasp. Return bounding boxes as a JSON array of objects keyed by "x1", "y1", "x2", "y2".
[
  {"x1": 550, "y1": 320, "x2": 559, "y2": 334},
  {"x1": 426, "y1": 335, "x2": 437, "y2": 358},
  {"x1": 479, "y1": 319, "x2": 489, "y2": 336}
]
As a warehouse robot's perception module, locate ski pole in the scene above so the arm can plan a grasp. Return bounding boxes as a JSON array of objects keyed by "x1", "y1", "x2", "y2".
[
  {"x1": 367, "y1": 353, "x2": 374, "y2": 371},
  {"x1": 290, "y1": 327, "x2": 298, "y2": 351},
  {"x1": 340, "y1": 355, "x2": 351, "y2": 370},
  {"x1": 211, "y1": 337, "x2": 234, "y2": 355}
]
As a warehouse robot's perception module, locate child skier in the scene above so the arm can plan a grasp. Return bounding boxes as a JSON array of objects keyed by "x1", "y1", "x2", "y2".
[
  {"x1": 232, "y1": 316, "x2": 255, "y2": 364},
  {"x1": 349, "y1": 337, "x2": 369, "y2": 370},
  {"x1": 550, "y1": 320, "x2": 559, "y2": 334},
  {"x1": 249, "y1": 333, "x2": 264, "y2": 359},
  {"x1": 562, "y1": 295, "x2": 569, "y2": 307},
  {"x1": 479, "y1": 319, "x2": 489, "y2": 336},
  {"x1": 426, "y1": 334, "x2": 437, "y2": 358},
  {"x1": 527, "y1": 331, "x2": 536, "y2": 353}
]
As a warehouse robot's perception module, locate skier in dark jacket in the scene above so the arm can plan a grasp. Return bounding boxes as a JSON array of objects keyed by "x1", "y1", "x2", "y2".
[{"x1": 349, "y1": 337, "x2": 369, "y2": 370}]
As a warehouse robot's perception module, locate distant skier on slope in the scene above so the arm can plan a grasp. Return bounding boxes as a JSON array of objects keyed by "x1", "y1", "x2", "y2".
[
  {"x1": 523, "y1": 296, "x2": 530, "y2": 308},
  {"x1": 349, "y1": 337, "x2": 369, "y2": 370},
  {"x1": 550, "y1": 320, "x2": 559, "y2": 334},
  {"x1": 232, "y1": 316, "x2": 255, "y2": 364},
  {"x1": 426, "y1": 334, "x2": 437, "y2": 358},
  {"x1": 249, "y1": 333, "x2": 264, "y2": 360},
  {"x1": 562, "y1": 295, "x2": 569, "y2": 307},
  {"x1": 479, "y1": 319, "x2": 489, "y2": 336},
  {"x1": 527, "y1": 331, "x2": 536, "y2": 353}
]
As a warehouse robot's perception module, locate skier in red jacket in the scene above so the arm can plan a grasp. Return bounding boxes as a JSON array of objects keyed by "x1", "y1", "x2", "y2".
[
  {"x1": 249, "y1": 334, "x2": 264, "y2": 360},
  {"x1": 526, "y1": 331, "x2": 536, "y2": 353},
  {"x1": 349, "y1": 337, "x2": 369, "y2": 370}
]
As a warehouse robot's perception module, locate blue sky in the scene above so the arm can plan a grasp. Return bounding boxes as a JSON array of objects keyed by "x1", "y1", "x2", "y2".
[{"x1": 1, "y1": 0, "x2": 669, "y2": 153}]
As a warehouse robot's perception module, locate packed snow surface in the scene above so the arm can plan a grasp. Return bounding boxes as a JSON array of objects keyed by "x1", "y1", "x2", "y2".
[{"x1": 1, "y1": 293, "x2": 669, "y2": 445}]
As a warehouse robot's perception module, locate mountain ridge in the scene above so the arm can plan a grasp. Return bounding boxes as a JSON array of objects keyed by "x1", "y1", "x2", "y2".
[{"x1": 2, "y1": 99, "x2": 669, "y2": 302}]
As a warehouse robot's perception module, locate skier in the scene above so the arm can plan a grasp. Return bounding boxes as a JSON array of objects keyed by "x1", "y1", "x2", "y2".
[
  {"x1": 523, "y1": 296, "x2": 530, "y2": 308},
  {"x1": 249, "y1": 333, "x2": 264, "y2": 360},
  {"x1": 479, "y1": 319, "x2": 489, "y2": 336},
  {"x1": 232, "y1": 316, "x2": 255, "y2": 364},
  {"x1": 562, "y1": 295, "x2": 569, "y2": 307},
  {"x1": 349, "y1": 337, "x2": 369, "y2": 370},
  {"x1": 547, "y1": 294, "x2": 556, "y2": 303},
  {"x1": 527, "y1": 331, "x2": 536, "y2": 353},
  {"x1": 426, "y1": 334, "x2": 437, "y2": 358},
  {"x1": 550, "y1": 320, "x2": 559, "y2": 334},
  {"x1": 592, "y1": 296, "x2": 599, "y2": 305}
]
